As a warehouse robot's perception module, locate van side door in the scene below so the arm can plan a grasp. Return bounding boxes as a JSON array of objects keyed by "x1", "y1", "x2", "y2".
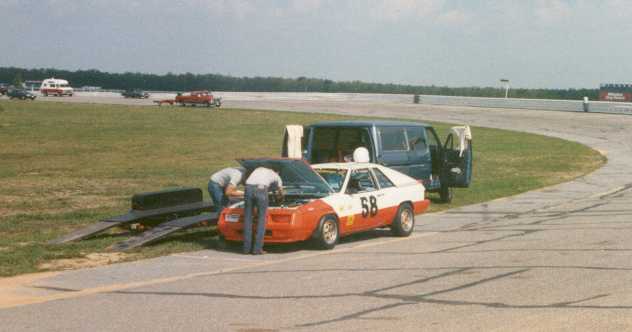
[
  {"x1": 404, "y1": 126, "x2": 432, "y2": 181},
  {"x1": 376, "y1": 126, "x2": 411, "y2": 176},
  {"x1": 442, "y1": 126, "x2": 473, "y2": 188}
]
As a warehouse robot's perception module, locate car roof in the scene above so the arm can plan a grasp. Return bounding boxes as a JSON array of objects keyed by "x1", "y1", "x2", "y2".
[
  {"x1": 312, "y1": 162, "x2": 382, "y2": 170},
  {"x1": 308, "y1": 120, "x2": 431, "y2": 128}
]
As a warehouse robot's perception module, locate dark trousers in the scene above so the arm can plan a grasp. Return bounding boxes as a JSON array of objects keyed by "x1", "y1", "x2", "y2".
[
  {"x1": 243, "y1": 185, "x2": 268, "y2": 254},
  {"x1": 208, "y1": 181, "x2": 228, "y2": 211}
]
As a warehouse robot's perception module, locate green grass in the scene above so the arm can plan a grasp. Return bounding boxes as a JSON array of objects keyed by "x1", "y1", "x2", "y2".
[{"x1": 0, "y1": 100, "x2": 605, "y2": 277}]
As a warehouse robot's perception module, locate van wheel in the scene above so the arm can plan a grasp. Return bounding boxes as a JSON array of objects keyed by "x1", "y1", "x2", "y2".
[
  {"x1": 439, "y1": 184, "x2": 453, "y2": 203},
  {"x1": 391, "y1": 203, "x2": 415, "y2": 237},
  {"x1": 312, "y1": 215, "x2": 339, "y2": 250}
]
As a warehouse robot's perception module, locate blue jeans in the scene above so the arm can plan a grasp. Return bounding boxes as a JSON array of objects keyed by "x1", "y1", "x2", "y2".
[
  {"x1": 243, "y1": 185, "x2": 268, "y2": 254},
  {"x1": 208, "y1": 181, "x2": 228, "y2": 211}
]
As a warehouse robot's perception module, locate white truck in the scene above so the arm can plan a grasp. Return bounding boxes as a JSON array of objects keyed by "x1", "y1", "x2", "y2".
[{"x1": 40, "y1": 78, "x2": 74, "y2": 96}]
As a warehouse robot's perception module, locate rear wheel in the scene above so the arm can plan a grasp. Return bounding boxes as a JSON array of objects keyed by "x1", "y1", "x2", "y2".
[
  {"x1": 312, "y1": 216, "x2": 339, "y2": 250},
  {"x1": 391, "y1": 203, "x2": 415, "y2": 237}
]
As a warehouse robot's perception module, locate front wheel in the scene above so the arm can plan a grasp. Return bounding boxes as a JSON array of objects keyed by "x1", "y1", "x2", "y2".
[
  {"x1": 312, "y1": 216, "x2": 339, "y2": 250},
  {"x1": 391, "y1": 203, "x2": 415, "y2": 237}
]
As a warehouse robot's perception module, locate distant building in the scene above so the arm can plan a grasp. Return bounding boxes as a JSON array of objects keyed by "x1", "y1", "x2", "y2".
[{"x1": 599, "y1": 84, "x2": 632, "y2": 102}]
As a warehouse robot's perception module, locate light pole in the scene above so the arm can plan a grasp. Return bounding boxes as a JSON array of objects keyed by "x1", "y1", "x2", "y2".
[{"x1": 500, "y1": 79, "x2": 510, "y2": 98}]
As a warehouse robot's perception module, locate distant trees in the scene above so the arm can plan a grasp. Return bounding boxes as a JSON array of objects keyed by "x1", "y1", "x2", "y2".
[
  {"x1": 12, "y1": 72, "x2": 24, "y2": 88},
  {"x1": 0, "y1": 67, "x2": 599, "y2": 100}
]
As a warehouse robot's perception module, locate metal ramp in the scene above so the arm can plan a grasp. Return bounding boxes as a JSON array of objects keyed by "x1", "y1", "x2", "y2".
[
  {"x1": 109, "y1": 212, "x2": 218, "y2": 252},
  {"x1": 50, "y1": 187, "x2": 214, "y2": 245}
]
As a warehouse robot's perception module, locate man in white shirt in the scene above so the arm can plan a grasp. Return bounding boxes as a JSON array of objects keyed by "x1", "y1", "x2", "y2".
[
  {"x1": 242, "y1": 167, "x2": 283, "y2": 255},
  {"x1": 208, "y1": 167, "x2": 246, "y2": 211}
]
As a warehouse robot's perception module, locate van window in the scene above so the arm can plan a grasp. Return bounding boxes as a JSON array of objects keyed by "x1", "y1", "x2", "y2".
[
  {"x1": 311, "y1": 127, "x2": 337, "y2": 163},
  {"x1": 425, "y1": 128, "x2": 439, "y2": 148},
  {"x1": 310, "y1": 127, "x2": 372, "y2": 163},
  {"x1": 406, "y1": 127, "x2": 428, "y2": 153},
  {"x1": 380, "y1": 127, "x2": 408, "y2": 151}
]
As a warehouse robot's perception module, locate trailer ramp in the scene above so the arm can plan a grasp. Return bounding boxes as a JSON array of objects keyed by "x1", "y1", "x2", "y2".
[{"x1": 110, "y1": 212, "x2": 218, "y2": 251}]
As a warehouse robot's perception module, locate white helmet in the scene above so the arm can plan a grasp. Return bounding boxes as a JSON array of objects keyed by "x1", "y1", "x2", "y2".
[{"x1": 352, "y1": 147, "x2": 370, "y2": 163}]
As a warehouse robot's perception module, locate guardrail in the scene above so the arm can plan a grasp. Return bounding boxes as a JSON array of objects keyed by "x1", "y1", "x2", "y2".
[{"x1": 414, "y1": 94, "x2": 632, "y2": 115}]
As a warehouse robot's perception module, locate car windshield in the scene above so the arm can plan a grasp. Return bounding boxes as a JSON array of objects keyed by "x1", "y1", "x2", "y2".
[
  {"x1": 315, "y1": 169, "x2": 347, "y2": 192},
  {"x1": 239, "y1": 159, "x2": 333, "y2": 196}
]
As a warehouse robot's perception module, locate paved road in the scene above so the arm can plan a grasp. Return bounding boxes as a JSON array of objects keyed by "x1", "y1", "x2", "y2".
[{"x1": 1, "y1": 96, "x2": 632, "y2": 331}]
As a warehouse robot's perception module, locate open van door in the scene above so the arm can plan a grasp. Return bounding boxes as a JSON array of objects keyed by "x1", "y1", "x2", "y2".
[
  {"x1": 282, "y1": 125, "x2": 304, "y2": 159},
  {"x1": 442, "y1": 126, "x2": 473, "y2": 188}
]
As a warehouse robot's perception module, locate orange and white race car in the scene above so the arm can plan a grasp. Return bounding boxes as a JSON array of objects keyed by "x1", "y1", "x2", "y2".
[{"x1": 217, "y1": 158, "x2": 430, "y2": 249}]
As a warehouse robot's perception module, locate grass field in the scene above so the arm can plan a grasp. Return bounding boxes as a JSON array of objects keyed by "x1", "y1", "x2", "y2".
[{"x1": 0, "y1": 100, "x2": 605, "y2": 277}]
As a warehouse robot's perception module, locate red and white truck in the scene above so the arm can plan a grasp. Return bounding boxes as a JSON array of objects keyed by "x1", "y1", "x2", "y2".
[{"x1": 40, "y1": 78, "x2": 74, "y2": 96}]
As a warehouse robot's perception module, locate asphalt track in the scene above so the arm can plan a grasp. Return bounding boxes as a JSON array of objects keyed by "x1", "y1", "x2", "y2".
[{"x1": 2, "y1": 94, "x2": 632, "y2": 331}]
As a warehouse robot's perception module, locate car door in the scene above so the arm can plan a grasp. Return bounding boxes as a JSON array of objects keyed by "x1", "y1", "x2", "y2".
[
  {"x1": 441, "y1": 126, "x2": 473, "y2": 188},
  {"x1": 345, "y1": 168, "x2": 381, "y2": 231},
  {"x1": 370, "y1": 167, "x2": 400, "y2": 225}
]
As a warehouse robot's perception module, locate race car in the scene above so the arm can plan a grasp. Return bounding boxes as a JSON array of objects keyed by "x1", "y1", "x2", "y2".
[{"x1": 217, "y1": 157, "x2": 429, "y2": 249}]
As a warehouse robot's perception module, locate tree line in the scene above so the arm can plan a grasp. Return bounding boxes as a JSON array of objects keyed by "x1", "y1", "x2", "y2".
[{"x1": 0, "y1": 67, "x2": 598, "y2": 100}]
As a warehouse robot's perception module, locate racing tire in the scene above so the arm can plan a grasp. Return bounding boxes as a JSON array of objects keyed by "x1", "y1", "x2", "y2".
[
  {"x1": 391, "y1": 203, "x2": 415, "y2": 237},
  {"x1": 439, "y1": 184, "x2": 453, "y2": 203},
  {"x1": 312, "y1": 215, "x2": 339, "y2": 250}
]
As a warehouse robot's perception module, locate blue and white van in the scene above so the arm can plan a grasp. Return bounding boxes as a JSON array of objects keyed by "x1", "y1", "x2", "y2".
[{"x1": 283, "y1": 120, "x2": 473, "y2": 202}]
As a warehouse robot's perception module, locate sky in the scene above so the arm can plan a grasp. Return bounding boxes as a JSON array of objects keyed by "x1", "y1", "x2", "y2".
[{"x1": 1, "y1": 0, "x2": 631, "y2": 89}]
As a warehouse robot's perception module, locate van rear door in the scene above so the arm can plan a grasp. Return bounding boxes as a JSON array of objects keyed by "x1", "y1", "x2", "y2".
[{"x1": 282, "y1": 125, "x2": 304, "y2": 159}]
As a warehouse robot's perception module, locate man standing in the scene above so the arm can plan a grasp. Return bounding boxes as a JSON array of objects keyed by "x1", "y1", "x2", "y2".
[
  {"x1": 208, "y1": 167, "x2": 246, "y2": 211},
  {"x1": 243, "y1": 167, "x2": 283, "y2": 255}
]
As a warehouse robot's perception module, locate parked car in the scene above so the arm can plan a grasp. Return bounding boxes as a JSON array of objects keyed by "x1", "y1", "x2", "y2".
[
  {"x1": 175, "y1": 91, "x2": 221, "y2": 107},
  {"x1": 218, "y1": 158, "x2": 429, "y2": 249},
  {"x1": 282, "y1": 120, "x2": 473, "y2": 203},
  {"x1": 121, "y1": 89, "x2": 150, "y2": 99},
  {"x1": 7, "y1": 88, "x2": 37, "y2": 100},
  {"x1": 40, "y1": 78, "x2": 73, "y2": 96}
]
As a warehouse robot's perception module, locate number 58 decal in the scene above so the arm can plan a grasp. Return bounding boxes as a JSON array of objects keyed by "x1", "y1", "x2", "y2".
[{"x1": 360, "y1": 195, "x2": 378, "y2": 217}]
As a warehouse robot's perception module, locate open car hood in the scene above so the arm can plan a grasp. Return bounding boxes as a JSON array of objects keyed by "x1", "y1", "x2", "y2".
[{"x1": 237, "y1": 158, "x2": 333, "y2": 196}]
